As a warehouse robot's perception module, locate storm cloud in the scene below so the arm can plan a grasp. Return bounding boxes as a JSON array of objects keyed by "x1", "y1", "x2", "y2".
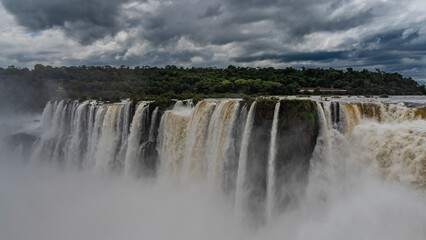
[
  {"x1": 0, "y1": 0, "x2": 425, "y2": 82},
  {"x1": 1, "y1": 0, "x2": 132, "y2": 44}
]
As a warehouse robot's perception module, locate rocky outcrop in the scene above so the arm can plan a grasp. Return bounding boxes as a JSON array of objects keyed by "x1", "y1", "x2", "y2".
[
  {"x1": 275, "y1": 100, "x2": 319, "y2": 211},
  {"x1": 3, "y1": 132, "x2": 37, "y2": 160}
]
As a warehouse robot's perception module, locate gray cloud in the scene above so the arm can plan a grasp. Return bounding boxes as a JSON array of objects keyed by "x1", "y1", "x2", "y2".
[
  {"x1": 1, "y1": 0, "x2": 132, "y2": 44},
  {"x1": 0, "y1": 0, "x2": 425, "y2": 83},
  {"x1": 198, "y1": 3, "x2": 222, "y2": 19},
  {"x1": 232, "y1": 51, "x2": 350, "y2": 63}
]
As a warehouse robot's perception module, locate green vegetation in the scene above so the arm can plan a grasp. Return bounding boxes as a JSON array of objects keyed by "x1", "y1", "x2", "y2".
[
  {"x1": 295, "y1": 100, "x2": 317, "y2": 125},
  {"x1": 149, "y1": 96, "x2": 175, "y2": 110},
  {"x1": 0, "y1": 64, "x2": 424, "y2": 112},
  {"x1": 279, "y1": 100, "x2": 317, "y2": 128}
]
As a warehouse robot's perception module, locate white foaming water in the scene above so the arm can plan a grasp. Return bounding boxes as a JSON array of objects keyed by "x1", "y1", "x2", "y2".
[
  {"x1": 40, "y1": 101, "x2": 53, "y2": 132},
  {"x1": 266, "y1": 101, "x2": 280, "y2": 222},
  {"x1": 156, "y1": 101, "x2": 192, "y2": 181},
  {"x1": 124, "y1": 102, "x2": 149, "y2": 176},
  {"x1": 181, "y1": 100, "x2": 217, "y2": 182},
  {"x1": 205, "y1": 100, "x2": 239, "y2": 189},
  {"x1": 86, "y1": 105, "x2": 107, "y2": 168},
  {"x1": 235, "y1": 101, "x2": 256, "y2": 219},
  {"x1": 116, "y1": 101, "x2": 132, "y2": 168},
  {"x1": 148, "y1": 106, "x2": 159, "y2": 142},
  {"x1": 352, "y1": 120, "x2": 426, "y2": 187},
  {"x1": 1, "y1": 97, "x2": 426, "y2": 240},
  {"x1": 93, "y1": 104, "x2": 125, "y2": 172},
  {"x1": 66, "y1": 100, "x2": 89, "y2": 167}
]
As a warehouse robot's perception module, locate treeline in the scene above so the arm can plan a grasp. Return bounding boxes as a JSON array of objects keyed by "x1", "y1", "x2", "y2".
[
  {"x1": 0, "y1": 66, "x2": 56, "y2": 113},
  {"x1": 0, "y1": 64, "x2": 425, "y2": 112}
]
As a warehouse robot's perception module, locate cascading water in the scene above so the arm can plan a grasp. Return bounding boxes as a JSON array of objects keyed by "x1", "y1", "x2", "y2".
[
  {"x1": 266, "y1": 101, "x2": 280, "y2": 222},
  {"x1": 28, "y1": 98, "x2": 426, "y2": 198},
  {"x1": 181, "y1": 100, "x2": 217, "y2": 181},
  {"x1": 28, "y1": 98, "x2": 426, "y2": 193},
  {"x1": 41, "y1": 101, "x2": 53, "y2": 132},
  {"x1": 86, "y1": 104, "x2": 107, "y2": 168},
  {"x1": 5, "y1": 96, "x2": 426, "y2": 240},
  {"x1": 148, "y1": 106, "x2": 159, "y2": 143},
  {"x1": 235, "y1": 101, "x2": 257, "y2": 219},
  {"x1": 66, "y1": 100, "x2": 89, "y2": 167},
  {"x1": 156, "y1": 101, "x2": 192, "y2": 181},
  {"x1": 124, "y1": 102, "x2": 149, "y2": 176},
  {"x1": 205, "y1": 100, "x2": 240, "y2": 189},
  {"x1": 93, "y1": 103, "x2": 128, "y2": 172}
]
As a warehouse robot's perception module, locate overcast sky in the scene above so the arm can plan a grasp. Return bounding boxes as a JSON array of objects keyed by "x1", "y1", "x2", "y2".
[{"x1": 0, "y1": 0, "x2": 425, "y2": 83}]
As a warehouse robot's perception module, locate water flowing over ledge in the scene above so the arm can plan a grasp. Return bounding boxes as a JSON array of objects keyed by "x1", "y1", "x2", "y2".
[{"x1": 5, "y1": 97, "x2": 426, "y2": 225}]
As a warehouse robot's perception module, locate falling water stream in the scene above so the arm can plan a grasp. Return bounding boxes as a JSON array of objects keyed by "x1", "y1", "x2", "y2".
[{"x1": 266, "y1": 101, "x2": 280, "y2": 222}]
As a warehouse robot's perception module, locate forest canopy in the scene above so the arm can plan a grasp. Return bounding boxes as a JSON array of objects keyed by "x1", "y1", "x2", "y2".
[{"x1": 0, "y1": 64, "x2": 425, "y2": 112}]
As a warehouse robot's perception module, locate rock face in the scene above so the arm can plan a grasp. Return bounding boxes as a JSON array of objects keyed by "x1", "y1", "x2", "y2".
[
  {"x1": 3, "y1": 132, "x2": 37, "y2": 160},
  {"x1": 243, "y1": 99, "x2": 319, "y2": 220},
  {"x1": 275, "y1": 100, "x2": 318, "y2": 212},
  {"x1": 246, "y1": 100, "x2": 275, "y2": 221}
]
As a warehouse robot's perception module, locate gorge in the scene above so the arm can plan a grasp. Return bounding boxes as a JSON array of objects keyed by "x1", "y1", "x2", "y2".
[{"x1": 1, "y1": 96, "x2": 426, "y2": 239}]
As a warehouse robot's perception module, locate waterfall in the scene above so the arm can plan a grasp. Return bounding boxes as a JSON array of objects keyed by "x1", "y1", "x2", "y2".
[
  {"x1": 181, "y1": 100, "x2": 217, "y2": 181},
  {"x1": 93, "y1": 104, "x2": 127, "y2": 173},
  {"x1": 341, "y1": 103, "x2": 361, "y2": 135},
  {"x1": 31, "y1": 100, "x2": 65, "y2": 164},
  {"x1": 157, "y1": 102, "x2": 192, "y2": 181},
  {"x1": 124, "y1": 102, "x2": 149, "y2": 176},
  {"x1": 148, "y1": 107, "x2": 159, "y2": 142},
  {"x1": 341, "y1": 102, "x2": 425, "y2": 188},
  {"x1": 115, "y1": 101, "x2": 132, "y2": 168},
  {"x1": 205, "y1": 100, "x2": 240, "y2": 189},
  {"x1": 156, "y1": 99, "x2": 242, "y2": 185},
  {"x1": 266, "y1": 101, "x2": 280, "y2": 221},
  {"x1": 41, "y1": 101, "x2": 53, "y2": 132},
  {"x1": 314, "y1": 102, "x2": 332, "y2": 161},
  {"x1": 30, "y1": 99, "x2": 426, "y2": 184},
  {"x1": 66, "y1": 100, "x2": 89, "y2": 167},
  {"x1": 235, "y1": 101, "x2": 257, "y2": 218},
  {"x1": 5, "y1": 95, "x2": 426, "y2": 240},
  {"x1": 51, "y1": 101, "x2": 70, "y2": 163},
  {"x1": 24, "y1": 97, "x2": 426, "y2": 225},
  {"x1": 222, "y1": 103, "x2": 248, "y2": 195},
  {"x1": 86, "y1": 105, "x2": 107, "y2": 168},
  {"x1": 85, "y1": 102, "x2": 96, "y2": 164},
  {"x1": 305, "y1": 102, "x2": 338, "y2": 205}
]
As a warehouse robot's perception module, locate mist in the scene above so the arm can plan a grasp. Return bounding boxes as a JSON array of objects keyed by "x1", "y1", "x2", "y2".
[
  {"x1": 1, "y1": 99, "x2": 426, "y2": 240},
  {"x1": 0, "y1": 67, "x2": 55, "y2": 114}
]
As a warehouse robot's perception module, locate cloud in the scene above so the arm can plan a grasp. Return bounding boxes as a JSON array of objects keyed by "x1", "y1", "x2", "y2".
[
  {"x1": 0, "y1": 0, "x2": 425, "y2": 83},
  {"x1": 198, "y1": 3, "x2": 222, "y2": 19},
  {"x1": 1, "y1": 0, "x2": 133, "y2": 44}
]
